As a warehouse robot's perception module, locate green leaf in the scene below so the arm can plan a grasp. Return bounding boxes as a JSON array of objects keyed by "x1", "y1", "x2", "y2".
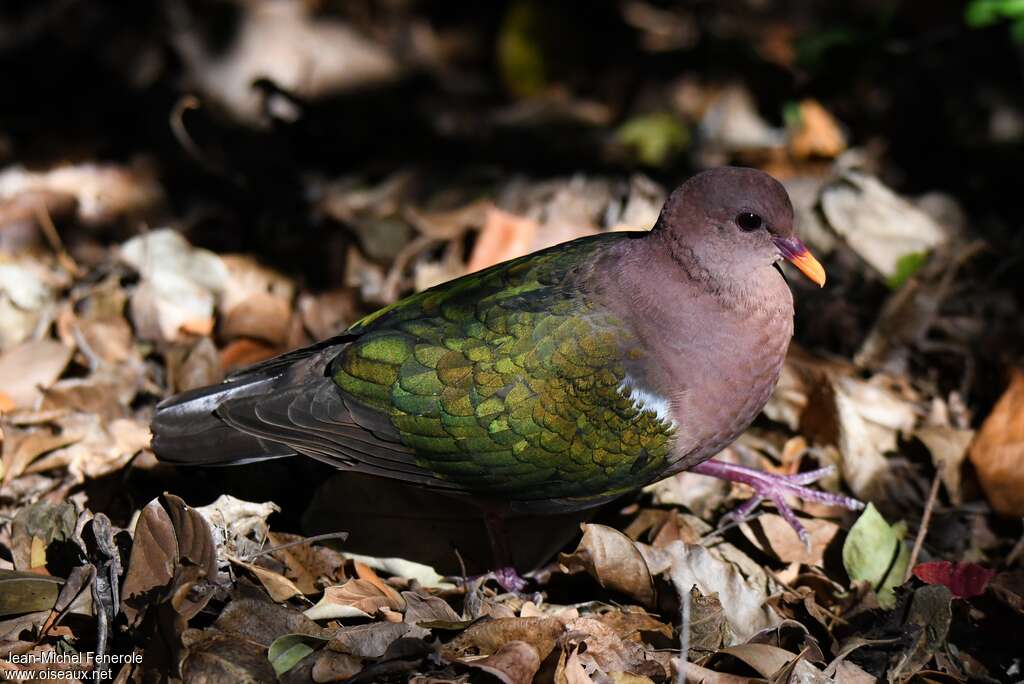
[
  {"x1": 0, "y1": 570, "x2": 63, "y2": 616},
  {"x1": 267, "y1": 633, "x2": 330, "y2": 676},
  {"x1": 617, "y1": 113, "x2": 689, "y2": 167},
  {"x1": 842, "y1": 504, "x2": 909, "y2": 608},
  {"x1": 886, "y1": 251, "x2": 927, "y2": 289},
  {"x1": 966, "y1": 0, "x2": 1024, "y2": 27}
]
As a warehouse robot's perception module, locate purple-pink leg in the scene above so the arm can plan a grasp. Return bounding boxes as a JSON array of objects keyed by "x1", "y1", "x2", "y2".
[{"x1": 689, "y1": 460, "x2": 864, "y2": 544}]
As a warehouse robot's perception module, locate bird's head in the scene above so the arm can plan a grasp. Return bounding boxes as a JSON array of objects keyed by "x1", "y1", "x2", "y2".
[{"x1": 653, "y1": 166, "x2": 825, "y2": 290}]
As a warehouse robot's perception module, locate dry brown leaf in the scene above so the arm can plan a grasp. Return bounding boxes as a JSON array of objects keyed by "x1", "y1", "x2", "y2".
[
  {"x1": 461, "y1": 640, "x2": 541, "y2": 684},
  {"x1": 329, "y1": 622, "x2": 426, "y2": 659},
  {"x1": 1, "y1": 426, "x2": 81, "y2": 485},
  {"x1": 230, "y1": 557, "x2": 303, "y2": 602},
  {"x1": 560, "y1": 524, "x2": 656, "y2": 608},
  {"x1": 218, "y1": 254, "x2": 296, "y2": 345},
  {"x1": 740, "y1": 514, "x2": 839, "y2": 566},
  {"x1": 402, "y1": 590, "x2": 462, "y2": 625},
  {"x1": 562, "y1": 617, "x2": 668, "y2": 681},
  {"x1": 304, "y1": 578, "x2": 403, "y2": 620},
  {"x1": 0, "y1": 162, "x2": 162, "y2": 225},
  {"x1": 219, "y1": 337, "x2": 281, "y2": 371},
  {"x1": 916, "y1": 425, "x2": 974, "y2": 504},
  {"x1": 180, "y1": 631, "x2": 277, "y2": 683},
  {"x1": 660, "y1": 540, "x2": 780, "y2": 645},
  {"x1": 267, "y1": 531, "x2": 346, "y2": 595},
  {"x1": 467, "y1": 207, "x2": 540, "y2": 273},
  {"x1": 312, "y1": 649, "x2": 363, "y2": 682},
  {"x1": 121, "y1": 229, "x2": 227, "y2": 344},
  {"x1": 788, "y1": 99, "x2": 847, "y2": 159},
  {"x1": 969, "y1": 370, "x2": 1024, "y2": 516},
  {"x1": 120, "y1": 495, "x2": 218, "y2": 628},
  {"x1": 354, "y1": 560, "x2": 405, "y2": 609},
  {"x1": 120, "y1": 500, "x2": 178, "y2": 627},
  {"x1": 442, "y1": 617, "x2": 564, "y2": 662},
  {"x1": 0, "y1": 338, "x2": 72, "y2": 409}
]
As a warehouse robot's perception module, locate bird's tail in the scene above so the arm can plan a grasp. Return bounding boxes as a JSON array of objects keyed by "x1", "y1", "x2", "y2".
[{"x1": 150, "y1": 374, "x2": 297, "y2": 465}]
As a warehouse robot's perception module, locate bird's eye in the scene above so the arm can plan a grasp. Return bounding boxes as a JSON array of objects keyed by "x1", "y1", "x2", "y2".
[{"x1": 736, "y1": 212, "x2": 763, "y2": 231}]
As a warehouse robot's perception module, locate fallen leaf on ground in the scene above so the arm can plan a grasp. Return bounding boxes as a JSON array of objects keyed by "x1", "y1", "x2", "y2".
[
  {"x1": 442, "y1": 617, "x2": 564, "y2": 662},
  {"x1": 467, "y1": 207, "x2": 538, "y2": 273},
  {"x1": 968, "y1": 369, "x2": 1024, "y2": 516},
  {"x1": 460, "y1": 640, "x2": 541, "y2": 684},
  {"x1": 787, "y1": 99, "x2": 847, "y2": 159},
  {"x1": 912, "y1": 561, "x2": 995, "y2": 599},
  {"x1": 820, "y1": 169, "x2": 948, "y2": 280},
  {"x1": 304, "y1": 578, "x2": 403, "y2": 620},
  {"x1": 842, "y1": 504, "x2": 909, "y2": 609},
  {"x1": 663, "y1": 540, "x2": 780, "y2": 644},
  {"x1": 740, "y1": 514, "x2": 839, "y2": 566},
  {"x1": 120, "y1": 229, "x2": 228, "y2": 344},
  {"x1": 0, "y1": 338, "x2": 71, "y2": 409},
  {"x1": 560, "y1": 524, "x2": 656, "y2": 608}
]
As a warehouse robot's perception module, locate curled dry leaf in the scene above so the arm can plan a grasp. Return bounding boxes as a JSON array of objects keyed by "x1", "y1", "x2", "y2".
[
  {"x1": 740, "y1": 514, "x2": 840, "y2": 566},
  {"x1": 968, "y1": 369, "x2": 1024, "y2": 517},
  {"x1": 442, "y1": 617, "x2": 565, "y2": 662},
  {"x1": 915, "y1": 425, "x2": 974, "y2": 504},
  {"x1": 304, "y1": 578, "x2": 404, "y2": 620},
  {"x1": 460, "y1": 640, "x2": 541, "y2": 684},
  {"x1": 330, "y1": 622, "x2": 428, "y2": 659},
  {"x1": 196, "y1": 494, "x2": 280, "y2": 561},
  {"x1": 120, "y1": 494, "x2": 218, "y2": 628},
  {"x1": 229, "y1": 557, "x2": 303, "y2": 602},
  {"x1": 218, "y1": 254, "x2": 295, "y2": 345},
  {"x1": 120, "y1": 229, "x2": 228, "y2": 344},
  {"x1": 402, "y1": 590, "x2": 462, "y2": 626},
  {"x1": 267, "y1": 531, "x2": 347, "y2": 595},
  {"x1": 802, "y1": 373, "x2": 917, "y2": 500},
  {"x1": 561, "y1": 617, "x2": 668, "y2": 681},
  {"x1": 664, "y1": 540, "x2": 780, "y2": 644},
  {"x1": 560, "y1": 524, "x2": 656, "y2": 608}
]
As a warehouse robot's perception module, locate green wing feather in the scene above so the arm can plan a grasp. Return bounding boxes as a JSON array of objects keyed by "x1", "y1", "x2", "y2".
[{"x1": 331, "y1": 234, "x2": 676, "y2": 502}]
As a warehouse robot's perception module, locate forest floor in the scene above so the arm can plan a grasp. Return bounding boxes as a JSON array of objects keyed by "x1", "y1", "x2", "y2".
[{"x1": 1, "y1": 2, "x2": 1024, "y2": 682}]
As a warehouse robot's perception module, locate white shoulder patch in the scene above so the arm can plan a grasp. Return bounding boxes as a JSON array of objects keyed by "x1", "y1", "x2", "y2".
[{"x1": 620, "y1": 375, "x2": 677, "y2": 428}]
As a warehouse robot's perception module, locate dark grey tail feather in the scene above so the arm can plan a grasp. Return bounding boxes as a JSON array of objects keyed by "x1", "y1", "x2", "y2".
[
  {"x1": 151, "y1": 334, "x2": 355, "y2": 466},
  {"x1": 151, "y1": 375, "x2": 296, "y2": 465}
]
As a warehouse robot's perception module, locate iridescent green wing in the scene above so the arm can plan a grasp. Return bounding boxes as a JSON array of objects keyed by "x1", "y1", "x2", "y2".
[{"x1": 332, "y1": 234, "x2": 676, "y2": 503}]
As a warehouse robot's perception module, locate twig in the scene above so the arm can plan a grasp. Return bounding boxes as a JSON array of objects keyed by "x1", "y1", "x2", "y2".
[
  {"x1": 243, "y1": 531, "x2": 349, "y2": 562},
  {"x1": 33, "y1": 199, "x2": 81, "y2": 277},
  {"x1": 905, "y1": 472, "x2": 941, "y2": 581}
]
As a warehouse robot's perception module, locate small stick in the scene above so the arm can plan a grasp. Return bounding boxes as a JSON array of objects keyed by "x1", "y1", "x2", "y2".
[
  {"x1": 244, "y1": 531, "x2": 349, "y2": 562},
  {"x1": 33, "y1": 200, "x2": 81, "y2": 277},
  {"x1": 905, "y1": 472, "x2": 941, "y2": 581}
]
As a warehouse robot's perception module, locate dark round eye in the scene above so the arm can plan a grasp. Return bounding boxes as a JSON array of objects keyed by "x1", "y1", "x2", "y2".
[{"x1": 736, "y1": 212, "x2": 763, "y2": 231}]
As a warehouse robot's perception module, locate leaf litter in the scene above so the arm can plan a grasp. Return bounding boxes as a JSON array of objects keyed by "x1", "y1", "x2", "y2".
[{"x1": 1, "y1": 3, "x2": 1023, "y2": 682}]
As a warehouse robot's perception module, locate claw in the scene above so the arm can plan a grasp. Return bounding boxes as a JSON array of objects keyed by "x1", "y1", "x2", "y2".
[{"x1": 690, "y1": 459, "x2": 864, "y2": 546}]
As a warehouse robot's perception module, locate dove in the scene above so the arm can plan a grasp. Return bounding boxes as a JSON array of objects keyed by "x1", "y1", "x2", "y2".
[{"x1": 152, "y1": 167, "x2": 860, "y2": 571}]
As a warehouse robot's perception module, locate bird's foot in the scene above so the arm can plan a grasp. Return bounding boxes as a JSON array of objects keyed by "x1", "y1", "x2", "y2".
[{"x1": 690, "y1": 459, "x2": 864, "y2": 546}]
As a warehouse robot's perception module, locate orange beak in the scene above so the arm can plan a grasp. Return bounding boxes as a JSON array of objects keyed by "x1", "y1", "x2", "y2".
[{"x1": 774, "y1": 236, "x2": 826, "y2": 287}]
